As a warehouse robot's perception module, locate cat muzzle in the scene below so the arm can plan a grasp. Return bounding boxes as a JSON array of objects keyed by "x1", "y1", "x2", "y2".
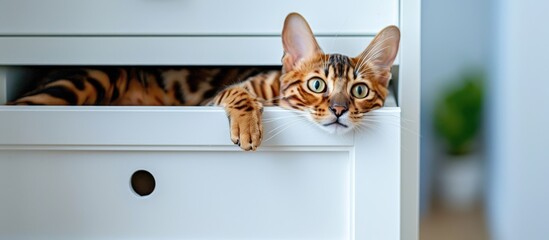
[{"x1": 323, "y1": 120, "x2": 348, "y2": 128}]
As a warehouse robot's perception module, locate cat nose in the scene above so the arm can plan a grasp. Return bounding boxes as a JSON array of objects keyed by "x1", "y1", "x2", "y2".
[{"x1": 329, "y1": 105, "x2": 348, "y2": 117}]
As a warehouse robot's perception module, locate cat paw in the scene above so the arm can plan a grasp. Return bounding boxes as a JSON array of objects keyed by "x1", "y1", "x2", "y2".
[{"x1": 227, "y1": 102, "x2": 263, "y2": 151}]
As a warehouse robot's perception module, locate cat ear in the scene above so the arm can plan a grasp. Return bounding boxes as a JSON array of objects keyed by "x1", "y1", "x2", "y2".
[
  {"x1": 356, "y1": 26, "x2": 400, "y2": 86},
  {"x1": 282, "y1": 13, "x2": 323, "y2": 72}
]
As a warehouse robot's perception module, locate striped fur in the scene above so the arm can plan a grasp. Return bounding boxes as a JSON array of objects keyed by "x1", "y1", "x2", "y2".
[
  {"x1": 10, "y1": 67, "x2": 272, "y2": 106},
  {"x1": 8, "y1": 13, "x2": 400, "y2": 151}
]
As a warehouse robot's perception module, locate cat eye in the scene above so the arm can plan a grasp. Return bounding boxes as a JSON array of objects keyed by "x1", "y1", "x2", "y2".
[
  {"x1": 307, "y1": 78, "x2": 327, "y2": 93},
  {"x1": 351, "y1": 84, "x2": 370, "y2": 99}
]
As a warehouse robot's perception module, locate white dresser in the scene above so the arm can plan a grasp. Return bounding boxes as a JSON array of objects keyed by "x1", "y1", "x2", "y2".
[{"x1": 0, "y1": 1, "x2": 420, "y2": 239}]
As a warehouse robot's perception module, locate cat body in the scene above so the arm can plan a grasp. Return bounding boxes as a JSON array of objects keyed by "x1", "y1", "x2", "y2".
[
  {"x1": 11, "y1": 67, "x2": 280, "y2": 107},
  {"x1": 9, "y1": 13, "x2": 400, "y2": 151}
]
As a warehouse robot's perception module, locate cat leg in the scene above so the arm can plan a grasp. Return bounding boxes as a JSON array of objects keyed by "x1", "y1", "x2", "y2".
[
  {"x1": 207, "y1": 70, "x2": 281, "y2": 151},
  {"x1": 211, "y1": 86, "x2": 263, "y2": 151}
]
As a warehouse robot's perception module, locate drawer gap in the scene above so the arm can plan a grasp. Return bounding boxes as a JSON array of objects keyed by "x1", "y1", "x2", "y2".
[{"x1": 0, "y1": 66, "x2": 398, "y2": 107}]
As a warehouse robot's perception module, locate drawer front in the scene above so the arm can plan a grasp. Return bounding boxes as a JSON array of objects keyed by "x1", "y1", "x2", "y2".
[
  {"x1": 0, "y1": 107, "x2": 355, "y2": 147},
  {"x1": 1, "y1": 150, "x2": 352, "y2": 239},
  {"x1": 0, "y1": 36, "x2": 377, "y2": 66},
  {"x1": 0, "y1": 0, "x2": 398, "y2": 36}
]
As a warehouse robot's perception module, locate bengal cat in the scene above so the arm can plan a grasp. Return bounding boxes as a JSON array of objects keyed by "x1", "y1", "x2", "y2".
[{"x1": 8, "y1": 13, "x2": 400, "y2": 151}]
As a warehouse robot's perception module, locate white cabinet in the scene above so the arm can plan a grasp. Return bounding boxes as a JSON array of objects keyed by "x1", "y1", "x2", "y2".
[{"x1": 0, "y1": 0, "x2": 420, "y2": 239}]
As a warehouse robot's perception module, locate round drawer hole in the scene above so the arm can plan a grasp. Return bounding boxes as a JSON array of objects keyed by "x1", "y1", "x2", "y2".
[{"x1": 131, "y1": 170, "x2": 156, "y2": 197}]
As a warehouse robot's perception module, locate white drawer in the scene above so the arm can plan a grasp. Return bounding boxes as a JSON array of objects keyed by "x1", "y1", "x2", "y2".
[
  {"x1": 0, "y1": 106, "x2": 401, "y2": 239},
  {"x1": 0, "y1": 1, "x2": 400, "y2": 65},
  {"x1": 0, "y1": 0, "x2": 398, "y2": 36},
  {"x1": 0, "y1": 36, "x2": 376, "y2": 66},
  {"x1": 1, "y1": 150, "x2": 353, "y2": 239}
]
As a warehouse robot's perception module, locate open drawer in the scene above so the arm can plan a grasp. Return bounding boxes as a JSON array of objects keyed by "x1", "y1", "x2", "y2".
[
  {"x1": 0, "y1": 106, "x2": 400, "y2": 239},
  {"x1": 0, "y1": 67, "x2": 401, "y2": 239}
]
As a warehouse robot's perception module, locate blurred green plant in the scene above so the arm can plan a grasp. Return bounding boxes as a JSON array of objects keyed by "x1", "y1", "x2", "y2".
[{"x1": 434, "y1": 70, "x2": 484, "y2": 156}]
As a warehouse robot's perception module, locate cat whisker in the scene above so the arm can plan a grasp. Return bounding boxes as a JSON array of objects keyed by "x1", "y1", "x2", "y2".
[
  {"x1": 359, "y1": 122, "x2": 376, "y2": 133},
  {"x1": 365, "y1": 114, "x2": 416, "y2": 124},
  {"x1": 361, "y1": 117, "x2": 400, "y2": 124},
  {"x1": 352, "y1": 122, "x2": 365, "y2": 133},
  {"x1": 363, "y1": 115, "x2": 401, "y2": 122},
  {"x1": 264, "y1": 119, "x2": 303, "y2": 143},
  {"x1": 361, "y1": 119, "x2": 422, "y2": 138},
  {"x1": 284, "y1": 108, "x2": 311, "y2": 118},
  {"x1": 398, "y1": 117, "x2": 419, "y2": 124},
  {"x1": 354, "y1": 121, "x2": 376, "y2": 134},
  {"x1": 263, "y1": 114, "x2": 303, "y2": 123},
  {"x1": 363, "y1": 116, "x2": 400, "y2": 123},
  {"x1": 267, "y1": 117, "x2": 304, "y2": 135},
  {"x1": 361, "y1": 119, "x2": 401, "y2": 128}
]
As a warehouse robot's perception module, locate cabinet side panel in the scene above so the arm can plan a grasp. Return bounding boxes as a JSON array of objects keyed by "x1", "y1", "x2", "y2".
[
  {"x1": 354, "y1": 112, "x2": 401, "y2": 240},
  {"x1": 399, "y1": 0, "x2": 421, "y2": 239}
]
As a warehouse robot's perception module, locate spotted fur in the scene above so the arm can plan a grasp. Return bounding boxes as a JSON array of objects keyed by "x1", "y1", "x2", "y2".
[
  {"x1": 8, "y1": 13, "x2": 400, "y2": 151},
  {"x1": 10, "y1": 67, "x2": 269, "y2": 106}
]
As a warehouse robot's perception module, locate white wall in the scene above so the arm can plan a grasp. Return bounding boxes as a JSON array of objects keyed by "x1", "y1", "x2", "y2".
[
  {"x1": 420, "y1": 0, "x2": 490, "y2": 214},
  {"x1": 488, "y1": 0, "x2": 549, "y2": 239}
]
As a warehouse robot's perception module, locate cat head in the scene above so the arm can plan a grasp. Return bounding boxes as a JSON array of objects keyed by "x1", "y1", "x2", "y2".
[{"x1": 279, "y1": 13, "x2": 400, "y2": 134}]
